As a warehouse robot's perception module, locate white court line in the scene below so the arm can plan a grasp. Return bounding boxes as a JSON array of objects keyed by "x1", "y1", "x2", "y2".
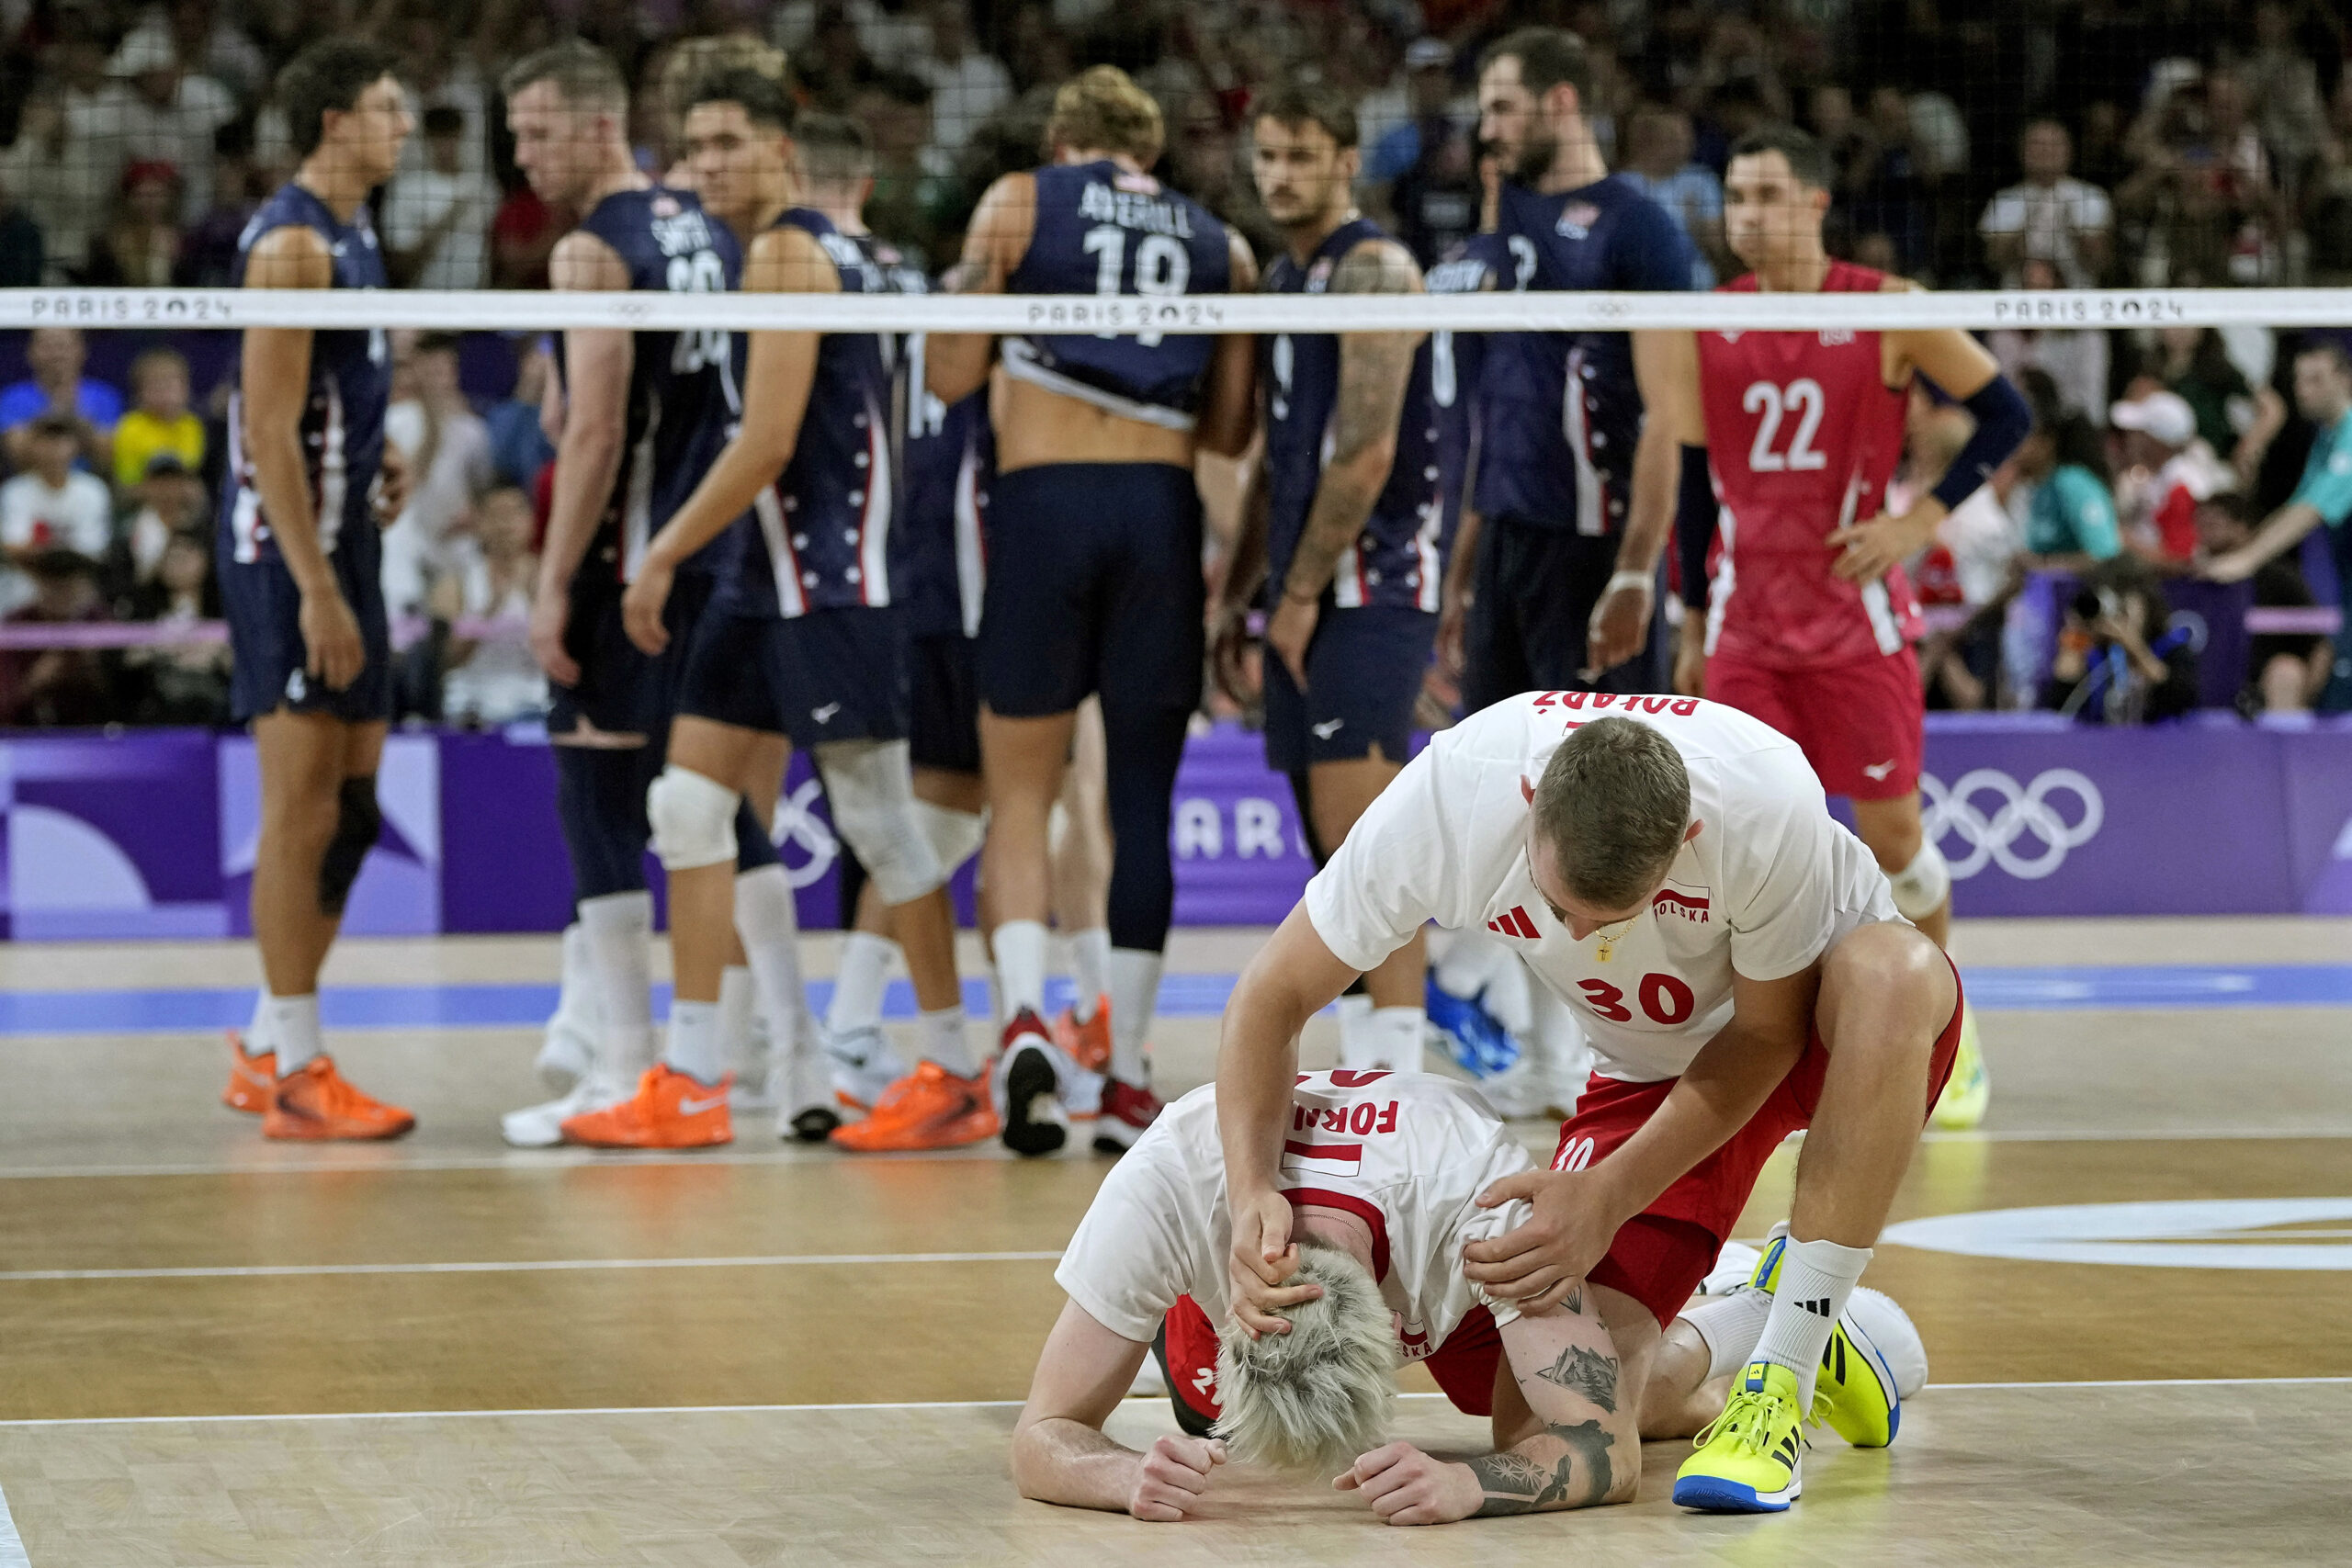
[
  {"x1": 0, "y1": 1250, "x2": 1064, "y2": 1283},
  {"x1": 0, "y1": 1477, "x2": 26, "y2": 1568},
  {"x1": 4, "y1": 1376, "x2": 2348, "y2": 1430}
]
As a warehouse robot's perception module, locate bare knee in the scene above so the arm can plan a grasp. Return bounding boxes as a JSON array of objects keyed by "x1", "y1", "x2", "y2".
[{"x1": 1819, "y1": 922, "x2": 1951, "y2": 1049}]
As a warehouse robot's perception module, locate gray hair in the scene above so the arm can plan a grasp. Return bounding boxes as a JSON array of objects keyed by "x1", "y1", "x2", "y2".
[{"x1": 1212, "y1": 1236, "x2": 1395, "y2": 1474}]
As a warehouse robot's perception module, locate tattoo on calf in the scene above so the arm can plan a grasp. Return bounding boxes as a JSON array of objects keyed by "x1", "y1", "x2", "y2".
[
  {"x1": 1534, "y1": 1345, "x2": 1622, "y2": 1415},
  {"x1": 1470, "y1": 1420, "x2": 1617, "y2": 1517}
]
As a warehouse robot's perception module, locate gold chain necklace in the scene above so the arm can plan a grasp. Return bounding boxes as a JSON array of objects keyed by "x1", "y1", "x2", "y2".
[{"x1": 1592, "y1": 916, "x2": 1638, "y2": 963}]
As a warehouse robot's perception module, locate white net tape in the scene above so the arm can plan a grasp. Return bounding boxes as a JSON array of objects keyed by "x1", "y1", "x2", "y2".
[{"x1": 6, "y1": 287, "x2": 2351, "y2": 335}]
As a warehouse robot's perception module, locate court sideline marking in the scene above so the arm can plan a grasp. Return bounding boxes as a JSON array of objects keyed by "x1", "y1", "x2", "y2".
[
  {"x1": 0, "y1": 1250, "x2": 1066, "y2": 1283},
  {"x1": 0, "y1": 1480, "x2": 24, "y2": 1568},
  {"x1": 1, "y1": 1376, "x2": 2346, "y2": 1429}
]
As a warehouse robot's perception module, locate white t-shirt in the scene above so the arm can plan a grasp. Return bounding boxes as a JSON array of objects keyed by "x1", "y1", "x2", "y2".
[
  {"x1": 1979, "y1": 176, "x2": 2113, "y2": 288},
  {"x1": 0, "y1": 471, "x2": 114, "y2": 556},
  {"x1": 1056, "y1": 1071, "x2": 1535, "y2": 1359},
  {"x1": 1305, "y1": 694, "x2": 1897, "y2": 1084}
]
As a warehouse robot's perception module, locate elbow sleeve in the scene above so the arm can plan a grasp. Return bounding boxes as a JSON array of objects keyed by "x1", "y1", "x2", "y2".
[
  {"x1": 1931, "y1": 375, "x2": 2032, "y2": 514},
  {"x1": 1675, "y1": 445, "x2": 1716, "y2": 610}
]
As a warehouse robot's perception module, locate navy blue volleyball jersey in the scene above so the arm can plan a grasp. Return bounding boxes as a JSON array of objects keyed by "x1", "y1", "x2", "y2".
[
  {"x1": 732, "y1": 210, "x2": 902, "y2": 620},
  {"x1": 1261, "y1": 219, "x2": 1444, "y2": 613},
  {"x1": 220, "y1": 182, "x2": 389, "y2": 564},
  {"x1": 1002, "y1": 160, "x2": 1232, "y2": 429},
  {"x1": 1424, "y1": 231, "x2": 1507, "y2": 570},
  {"x1": 1476, "y1": 175, "x2": 1694, "y2": 534},
  {"x1": 566, "y1": 186, "x2": 741, "y2": 583},
  {"x1": 899, "y1": 366, "x2": 991, "y2": 639}
]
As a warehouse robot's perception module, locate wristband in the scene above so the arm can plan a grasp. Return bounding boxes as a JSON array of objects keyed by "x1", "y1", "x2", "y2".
[{"x1": 1605, "y1": 570, "x2": 1655, "y2": 595}]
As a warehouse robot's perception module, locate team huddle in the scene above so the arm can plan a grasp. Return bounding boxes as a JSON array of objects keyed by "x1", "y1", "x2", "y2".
[{"x1": 209, "y1": 19, "x2": 2028, "y2": 1526}]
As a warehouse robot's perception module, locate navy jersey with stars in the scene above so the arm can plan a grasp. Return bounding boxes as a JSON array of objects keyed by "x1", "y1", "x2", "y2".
[
  {"x1": 898, "y1": 346, "x2": 991, "y2": 639},
  {"x1": 1261, "y1": 219, "x2": 1444, "y2": 613},
  {"x1": 1002, "y1": 160, "x2": 1233, "y2": 429},
  {"x1": 566, "y1": 186, "x2": 742, "y2": 584},
  {"x1": 1421, "y1": 231, "x2": 1507, "y2": 599},
  {"x1": 220, "y1": 182, "x2": 390, "y2": 564},
  {"x1": 730, "y1": 209, "x2": 904, "y2": 620},
  {"x1": 1476, "y1": 175, "x2": 1694, "y2": 535}
]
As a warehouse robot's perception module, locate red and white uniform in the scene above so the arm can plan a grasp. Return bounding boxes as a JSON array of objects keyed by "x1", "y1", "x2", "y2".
[
  {"x1": 1057, "y1": 1071, "x2": 1534, "y2": 1420},
  {"x1": 1303, "y1": 694, "x2": 1956, "y2": 1325},
  {"x1": 1697, "y1": 263, "x2": 1927, "y2": 799}
]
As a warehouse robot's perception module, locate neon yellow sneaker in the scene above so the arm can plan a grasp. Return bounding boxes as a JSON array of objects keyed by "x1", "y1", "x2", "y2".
[
  {"x1": 1674, "y1": 1360, "x2": 1806, "y2": 1512},
  {"x1": 1929, "y1": 1001, "x2": 1989, "y2": 1130},
  {"x1": 1743, "y1": 1226, "x2": 1912, "y2": 1449}
]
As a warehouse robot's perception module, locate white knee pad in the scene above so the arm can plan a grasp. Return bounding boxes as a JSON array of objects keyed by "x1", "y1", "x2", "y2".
[
  {"x1": 818, "y1": 739, "x2": 945, "y2": 905},
  {"x1": 914, "y1": 799, "x2": 988, "y2": 875},
  {"x1": 646, "y1": 765, "x2": 741, "y2": 872},
  {"x1": 1886, "y1": 841, "x2": 1951, "y2": 921}
]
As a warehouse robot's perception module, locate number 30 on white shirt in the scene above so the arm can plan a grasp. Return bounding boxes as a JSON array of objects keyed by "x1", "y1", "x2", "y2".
[{"x1": 1741, "y1": 378, "x2": 1828, "y2": 473}]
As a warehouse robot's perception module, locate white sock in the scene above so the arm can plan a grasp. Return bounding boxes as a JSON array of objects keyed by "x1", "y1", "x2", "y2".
[
  {"x1": 246, "y1": 989, "x2": 274, "y2": 1055},
  {"x1": 1366, "y1": 1006, "x2": 1426, "y2": 1072},
  {"x1": 828, "y1": 931, "x2": 896, "y2": 1033},
  {"x1": 1752, "y1": 1236, "x2": 1873, "y2": 1407},
  {"x1": 1684, "y1": 1289, "x2": 1779, "y2": 1382},
  {"x1": 920, "y1": 1004, "x2": 975, "y2": 1076},
  {"x1": 550, "y1": 921, "x2": 594, "y2": 1033},
  {"x1": 718, "y1": 965, "x2": 756, "y2": 1072},
  {"x1": 993, "y1": 919, "x2": 1049, "y2": 1020},
  {"x1": 734, "y1": 864, "x2": 808, "y2": 1050},
  {"x1": 579, "y1": 890, "x2": 657, "y2": 1080},
  {"x1": 268, "y1": 994, "x2": 322, "y2": 1075},
  {"x1": 1069, "y1": 927, "x2": 1111, "y2": 1018},
  {"x1": 1107, "y1": 947, "x2": 1161, "y2": 1087},
  {"x1": 1333, "y1": 994, "x2": 1374, "y2": 1066},
  {"x1": 663, "y1": 998, "x2": 724, "y2": 1085}
]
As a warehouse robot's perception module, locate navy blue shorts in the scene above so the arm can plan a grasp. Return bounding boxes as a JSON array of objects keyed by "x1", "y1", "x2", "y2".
[
  {"x1": 676, "y1": 604, "x2": 910, "y2": 750},
  {"x1": 909, "y1": 631, "x2": 981, "y2": 774},
  {"x1": 221, "y1": 526, "x2": 392, "y2": 725},
  {"x1": 1262, "y1": 604, "x2": 1438, "y2": 774},
  {"x1": 978, "y1": 463, "x2": 1204, "y2": 720},
  {"x1": 1461, "y1": 513, "x2": 1668, "y2": 716},
  {"x1": 547, "y1": 569, "x2": 714, "y2": 740}
]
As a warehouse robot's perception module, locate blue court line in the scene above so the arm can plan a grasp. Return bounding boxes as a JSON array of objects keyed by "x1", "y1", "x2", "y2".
[{"x1": 0, "y1": 966, "x2": 2344, "y2": 1038}]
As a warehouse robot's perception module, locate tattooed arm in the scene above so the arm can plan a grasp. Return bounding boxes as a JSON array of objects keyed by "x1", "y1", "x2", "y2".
[
  {"x1": 1336, "y1": 1291, "x2": 1639, "y2": 1525},
  {"x1": 1263, "y1": 236, "x2": 1426, "y2": 687}
]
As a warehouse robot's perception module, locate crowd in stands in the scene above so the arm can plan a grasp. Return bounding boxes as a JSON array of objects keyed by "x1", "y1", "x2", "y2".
[{"x1": 0, "y1": 0, "x2": 2344, "y2": 728}]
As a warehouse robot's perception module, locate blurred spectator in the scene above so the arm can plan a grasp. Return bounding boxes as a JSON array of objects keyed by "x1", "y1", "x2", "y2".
[
  {"x1": 1373, "y1": 40, "x2": 1479, "y2": 268},
  {"x1": 484, "y1": 336, "x2": 558, "y2": 491},
  {"x1": 117, "y1": 527, "x2": 230, "y2": 724},
  {"x1": 2136, "y1": 324, "x2": 2289, "y2": 486},
  {"x1": 2013, "y1": 372, "x2": 2125, "y2": 571},
  {"x1": 911, "y1": 0, "x2": 1011, "y2": 161},
  {"x1": 110, "y1": 347, "x2": 206, "y2": 496},
  {"x1": 2196, "y1": 489, "x2": 2330, "y2": 714},
  {"x1": 1987, "y1": 257, "x2": 2111, "y2": 427},
  {"x1": 1980, "y1": 118, "x2": 2113, "y2": 288},
  {"x1": 2041, "y1": 554, "x2": 2200, "y2": 723},
  {"x1": 384, "y1": 106, "x2": 495, "y2": 289},
  {"x1": 165, "y1": 0, "x2": 269, "y2": 112},
  {"x1": 0, "y1": 550, "x2": 116, "y2": 727},
  {"x1": 0, "y1": 330, "x2": 119, "y2": 476},
  {"x1": 1618, "y1": 101, "x2": 1729, "y2": 288},
  {"x1": 489, "y1": 180, "x2": 560, "y2": 290},
  {"x1": 2236, "y1": 0, "x2": 2330, "y2": 189},
  {"x1": 388, "y1": 10, "x2": 492, "y2": 183},
  {"x1": 70, "y1": 18, "x2": 235, "y2": 227},
  {"x1": 380, "y1": 332, "x2": 492, "y2": 615},
  {"x1": 1846, "y1": 85, "x2": 1932, "y2": 276},
  {"x1": 854, "y1": 76, "x2": 951, "y2": 263},
  {"x1": 2204, "y1": 340, "x2": 2352, "y2": 606},
  {"x1": 2109, "y1": 389, "x2": 2233, "y2": 562},
  {"x1": 435, "y1": 485, "x2": 546, "y2": 725},
  {"x1": 84, "y1": 159, "x2": 185, "y2": 286},
  {"x1": 119, "y1": 451, "x2": 210, "y2": 587},
  {"x1": 769, "y1": 0, "x2": 928, "y2": 73},
  {"x1": 797, "y1": 4, "x2": 886, "y2": 111},
  {"x1": 2119, "y1": 67, "x2": 2287, "y2": 286},
  {"x1": 1363, "y1": 39, "x2": 1463, "y2": 184},
  {"x1": 0, "y1": 164, "x2": 40, "y2": 286},
  {"x1": 1896, "y1": 387, "x2": 2022, "y2": 710},
  {"x1": 0, "y1": 413, "x2": 114, "y2": 616},
  {"x1": 0, "y1": 95, "x2": 91, "y2": 281},
  {"x1": 173, "y1": 118, "x2": 264, "y2": 286}
]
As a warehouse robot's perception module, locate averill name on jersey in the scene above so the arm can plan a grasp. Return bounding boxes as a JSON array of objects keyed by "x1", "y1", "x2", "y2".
[{"x1": 1078, "y1": 179, "x2": 1194, "y2": 239}]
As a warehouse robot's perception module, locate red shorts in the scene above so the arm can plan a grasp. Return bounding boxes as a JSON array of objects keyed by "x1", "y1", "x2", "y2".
[
  {"x1": 1555, "y1": 955, "x2": 1965, "y2": 1327},
  {"x1": 1705, "y1": 648, "x2": 1925, "y2": 800},
  {"x1": 1160, "y1": 1295, "x2": 1506, "y2": 1426}
]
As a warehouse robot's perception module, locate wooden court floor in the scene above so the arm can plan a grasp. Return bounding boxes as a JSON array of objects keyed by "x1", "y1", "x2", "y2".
[{"x1": 0, "y1": 918, "x2": 2346, "y2": 1565}]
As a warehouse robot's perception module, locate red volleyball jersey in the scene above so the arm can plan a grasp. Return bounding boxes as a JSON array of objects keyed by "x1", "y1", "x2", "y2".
[{"x1": 1697, "y1": 261, "x2": 1924, "y2": 671}]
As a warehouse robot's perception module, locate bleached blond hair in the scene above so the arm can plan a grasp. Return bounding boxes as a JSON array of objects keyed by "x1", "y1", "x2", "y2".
[{"x1": 1212, "y1": 1236, "x2": 1395, "y2": 1475}]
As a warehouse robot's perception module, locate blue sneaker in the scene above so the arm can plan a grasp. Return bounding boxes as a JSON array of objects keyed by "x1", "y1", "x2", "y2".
[{"x1": 1424, "y1": 975, "x2": 1521, "y2": 1077}]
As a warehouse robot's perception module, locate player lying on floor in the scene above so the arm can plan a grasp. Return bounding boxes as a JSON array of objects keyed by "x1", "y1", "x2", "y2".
[{"x1": 1011, "y1": 1070, "x2": 1925, "y2": 1523}]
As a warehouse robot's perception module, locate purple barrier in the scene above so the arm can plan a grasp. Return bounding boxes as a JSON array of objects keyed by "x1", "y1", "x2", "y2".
[{"x1": 0, "y1": 716, "x2": 2346, "y2": 938}]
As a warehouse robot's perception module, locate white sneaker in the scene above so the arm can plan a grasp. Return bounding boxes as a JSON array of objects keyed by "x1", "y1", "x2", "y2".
[
  {"x1": 729, "y1": 1012, "x2": 781, "y2": 1113},
  {"x1": 822, "y1": 1022, "x2": 909, "y2": 1112},
  {"x1": 1472, "y1": 1052, "x2": 1551, "y2": 1119},
  {"x1": 503, "y1": 1075, "x2": 625, "y2": 1148},
  {"x1": 533, "y1": 1021, "x2": 595, "y2": 1096},
  {"x1": 775, "y1": 1042, "x2": 840, "y2": 1143},
  {"x1": 1698, "y1": 1241, "x2": 1765, "y2": 1297}
]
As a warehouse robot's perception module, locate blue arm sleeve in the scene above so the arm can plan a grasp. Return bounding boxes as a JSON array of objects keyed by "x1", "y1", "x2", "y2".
[
  {"x1": 1930, "y1": 373, "x2": 2032, "y2": 514},
  {"x1": 1676, "y1": 445, "x2": 1716, "y2": 609}
]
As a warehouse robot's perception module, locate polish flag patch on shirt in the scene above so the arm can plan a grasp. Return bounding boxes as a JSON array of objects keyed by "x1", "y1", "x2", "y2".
[
  {"x1": 1282, "y1": 1139, "x2": 1363, "y2": 1179},
  {"x1": 1487, "y1": 906, "x2": 1539, "y2": 940}
]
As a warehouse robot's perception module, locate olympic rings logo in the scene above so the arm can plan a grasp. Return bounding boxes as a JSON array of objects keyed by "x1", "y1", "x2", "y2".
[
  {"x1": 770, "y1": 777, "x2": 839, "y2": 890},
  {"x1": 1919, "y1": 768, "x2": 2105, "y2": 881}
]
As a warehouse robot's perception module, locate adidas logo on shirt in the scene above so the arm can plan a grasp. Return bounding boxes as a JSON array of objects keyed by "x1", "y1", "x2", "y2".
[{"x1": 1487, "y1": 907, "x2": 1539, "y2": 940}]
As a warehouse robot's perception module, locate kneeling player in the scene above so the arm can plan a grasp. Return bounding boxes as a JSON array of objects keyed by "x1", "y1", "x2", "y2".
[{"x1": 1015, "y1": 1069, "x2": 1926, "y2": 1524}]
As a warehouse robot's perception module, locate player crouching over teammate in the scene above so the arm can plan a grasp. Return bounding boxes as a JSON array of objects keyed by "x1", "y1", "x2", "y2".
[{"x1": 1012, "y1": 1070, "x2": 1928, "y2": 1523}]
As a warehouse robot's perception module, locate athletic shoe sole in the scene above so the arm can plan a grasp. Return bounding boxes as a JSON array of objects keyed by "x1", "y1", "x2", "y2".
[
  {"x1": 1671, "y1": 1472, "x2": 1801, "y2": 1513},
  {"x1": 998, "y1": 1043, "x2": 1067, "y2": 1157},
  {"x1": 784, "y1": 1104, "x2": 841, "y2": 1143}
]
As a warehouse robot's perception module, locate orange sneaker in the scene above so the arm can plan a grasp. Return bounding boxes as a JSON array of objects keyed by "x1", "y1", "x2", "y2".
[
  {"x1": 262, "y1": 1056, "x2": 416, "y2": 1141},
  {"x1": 1052, "y1": 996, "x2": 1113, "y2": 1075},
  {"x1": 830, "y1": 1061, "x2": 1000, "y2": 1153},
  {"x1": 560, "y1": 1064, "x2": 734, "y2": 1149},
  {"x1": 222, "y1": 1030, "x2": 275, "y2": 1114}
]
